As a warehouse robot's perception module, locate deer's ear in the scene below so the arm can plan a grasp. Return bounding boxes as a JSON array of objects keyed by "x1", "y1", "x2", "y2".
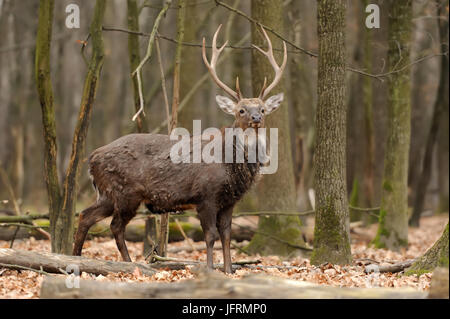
[
  {"x1": 264, "y1": 93, "x2": 284, "y2": 114},
  {"x1": 216, "y1": 95, "x2": 236, "y2": 115}
]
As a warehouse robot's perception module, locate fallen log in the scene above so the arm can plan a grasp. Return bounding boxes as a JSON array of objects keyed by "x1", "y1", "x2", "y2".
[
  {"x1": 365, "y1": 259, "x2": 416, "y2": 273},
  {"x1": 40, "y1": 272, "x2": 428, "y2": 299},
  {"x1": 0, "y1": 248, "x2": 156, "y2": 276},
  {"x1": 0, "y1": 221, "x2": 253, "y2": 243},
  {"x1": 0, "y1": 224, "x2": 49, "y2": 241}
]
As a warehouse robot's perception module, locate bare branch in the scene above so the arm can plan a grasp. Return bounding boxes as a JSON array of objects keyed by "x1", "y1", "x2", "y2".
[{"x1": 131, "y1": 0, "x2": 171, "y2": 122}]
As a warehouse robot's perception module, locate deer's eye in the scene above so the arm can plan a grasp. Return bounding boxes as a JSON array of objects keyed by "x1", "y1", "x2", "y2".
[
  {"x1": 261, "y1": 109, "x2": 265, "y2": 114},
  {"x1": 239, "y1": 109, "x2": 245, "y2": 114}
]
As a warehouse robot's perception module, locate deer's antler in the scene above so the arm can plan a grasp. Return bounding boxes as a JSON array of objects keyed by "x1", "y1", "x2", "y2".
[
  {"x1": 252, "y1": 25, "x2": 287, "y2": 100},
  {"x1": 202, "y1": 25, "x2": 241, "y2": 101}
]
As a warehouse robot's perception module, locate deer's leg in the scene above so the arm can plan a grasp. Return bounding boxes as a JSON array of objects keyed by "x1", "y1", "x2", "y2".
[
  {"x1": 197, "y1": 204, "x2": 219, "y2": 270},
  {"x1": 217, "y1": 206, "x2": 233, "y2": 274},
  {"x1": 73, "y1": 201, "x2": 113, "y2": 256},
  {"x1": 110, "y1": 209, "x2": 136, "y2": 262}
]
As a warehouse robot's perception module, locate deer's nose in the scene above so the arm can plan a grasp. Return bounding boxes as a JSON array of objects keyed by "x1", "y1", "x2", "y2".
[{"x1": 252, "y1": 114, "x2": 262, "y2": 123}]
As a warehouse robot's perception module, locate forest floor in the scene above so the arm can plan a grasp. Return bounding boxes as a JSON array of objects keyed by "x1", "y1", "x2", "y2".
[{"x1": 0, "y1": 214, "x2": 448, "y2": 299}]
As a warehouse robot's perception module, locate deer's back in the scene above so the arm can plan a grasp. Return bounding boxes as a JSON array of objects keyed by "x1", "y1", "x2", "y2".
[{"x1": 88, "y1": 134, "x2": 229, "y2": 211}]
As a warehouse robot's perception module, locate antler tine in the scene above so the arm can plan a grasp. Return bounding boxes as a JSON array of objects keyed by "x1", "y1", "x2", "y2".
[
  {"x1": 252, "y1": 25, "x2": 287, "y2": 100},
  {"x1": 258, "y1": 77, "x2": 267, "y2": 99},
  {"x1": 235, "y1": 77, "x2": 242, "y2": 100},
  {"x1": 202, "y1": 25, "x2": 240, "y2": 101}
]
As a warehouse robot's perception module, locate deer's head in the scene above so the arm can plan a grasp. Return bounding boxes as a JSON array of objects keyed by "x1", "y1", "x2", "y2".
[{"x1": 202, "y1": 25, "x2": 287, "y2": 131}]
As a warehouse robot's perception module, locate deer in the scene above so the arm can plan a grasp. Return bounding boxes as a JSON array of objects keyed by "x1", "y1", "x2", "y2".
[{"x1": 72, "y1": 25, "x2": 287, "y2": 274}]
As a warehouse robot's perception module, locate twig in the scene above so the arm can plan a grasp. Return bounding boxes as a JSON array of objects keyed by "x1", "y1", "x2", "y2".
[
  {"x1": 0, "y1": 166, "x2": 50, "y2": 240},
  {"x1": 130, "y1": 0, "x2": 171, "y2": 122},
  {"x1": 0, "y1": 262, "x2": 51, "y2": 276},
  {"x1": 102, "y1": 26, "x2": 296, "y2": 53},
  {"x1": 174, "y1": 218, "x2": 196, "y2": 251},
  {"x1": 0, "y1": 223, "x2": 49, "y2": 229},
  {"x1": 371, "y1": 52, "x2": 448, "y2": 78},
  {"x1": 0, "y1": 166, "x2": 22, "y2": 216},
  {"x1": 213, "y1": 0, "x2": 316, "y2": 58},
  {"x1": 79, "y1": 33, "x2": 91, "y2": 66},
  {"x1": 9, "y1": 227, "x2": 20, "y2": 249},
  {"x1": 214, "y1": 0, "x2": 445, "y2": 81},
  {"x1": 103, "y1": 25, "x2": 444, "y2": 81},
  {"x1": 155, "y1": 37, "x2": 171, "y2": 134}
]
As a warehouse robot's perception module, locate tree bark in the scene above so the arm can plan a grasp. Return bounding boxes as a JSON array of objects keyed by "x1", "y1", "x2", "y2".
[
  {"x1": 157, "y1": 0, "x2": 187, "y2": 258},
  {"x1": 410, "y1": 1, "x2": 448, "y2": 226},
  {"x1": 177, "y1": 0, "x2": 201, "y2": 132},
  {"x1": 56, "y1": 0, "x2": 106, "y2": 255},
  {"x1": 437, "y1": 0, "x2": 449, "y2": 213},
  {"x1": 406, "y1": 222, "x2": 449, "y2": 275},
  {"x1": 373, "y1": 0, "x2": 412, "y2": 251},
  {"x1": 35, "y1": 0, "x2": 62, "y2": 253},
  {"x1": 0, "y1": 248, "x2": 156, "y2": 276},
  {"x1": 245, "y1": 0, "x2": 305, "y2": 257},
  {"x1": 310, "y1": 0, "x2": 351, "y2": 265},
  {"x1": 361, "y1": 0, "x2": 375, "y2": 210},
  {"x1": 127, "y1": 0, "x2": 149, "y2": 133}
]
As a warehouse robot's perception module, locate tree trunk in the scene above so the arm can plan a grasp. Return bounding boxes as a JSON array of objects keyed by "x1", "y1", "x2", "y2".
[
  {"x1": 245, "y1": 0, "x2": 305, "y2": 257},
  {"x1": 373, "y1": 0, "x2": 412, "y2": 251},
  {"x1": 35, "y1": 0, "x2": 62, "y2": 253},
  {"x1": 437, "y1": 0, "x2": 449, "y2": 213},
  {"x1": 361, "y1": 0, "x2": 375, "y2": 210},
  {"x1": 127, "y1": 0, "x2": 149, "y2": 133},
  {"x1": 310, "y1": 0, "x2": 351, "y2": 265},
  {"x1": 410, "y1": 1, "x2": 449, "y2": 227},
  {"x1": 287, "y1": 0, "x2": 314, "y2": 212},
  {"x1": 406, "y1": 222, "x2": 449, "y2": 275},
  {"x1": 56, "y1": 0, "x2": 106, "y2": 254},
  {"x1": 158, "y1": 0, "x2": 186, "y2": 258},
  {"x1": 177, "y1": 0, "x2": 201, "y2": 132}
]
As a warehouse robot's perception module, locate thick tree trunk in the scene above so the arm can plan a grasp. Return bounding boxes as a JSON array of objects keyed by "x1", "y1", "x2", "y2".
[
  {"x1": 310, "y1": 0, "x2": 351, "y2": 265},
  {"x1": 373, "y1": 0, "x2": 412, "y2": 251},
  {"x1": 246, "y1": 0, "x2": 305, "y2": 257},
  {"x1": 406, "y1": 222, "x2": 449, "y2": 275}
]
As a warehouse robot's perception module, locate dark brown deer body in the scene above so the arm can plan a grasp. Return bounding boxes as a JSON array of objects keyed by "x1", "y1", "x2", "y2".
[{"x1": 73, "y1": 25, "x2": 287, "y2": 273}]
